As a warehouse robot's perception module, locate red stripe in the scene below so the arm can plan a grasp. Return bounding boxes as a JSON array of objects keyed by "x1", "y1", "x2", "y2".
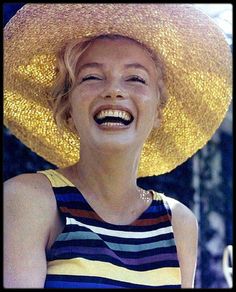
[
  {"x1": 133, "y1": 214, "x2": 170, "y2": 226},
  {"x1": 60, "y1": 207, "x2": 170, "y2": 226},
  {"x1": 60, "y1": 207, "x2": 101, "y2": 220}
]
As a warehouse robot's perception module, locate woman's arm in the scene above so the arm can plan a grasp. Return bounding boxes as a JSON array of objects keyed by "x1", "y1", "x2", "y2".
[
  {"x1": 167, "y1": 197, "x2": 199, "y2": 288},
  {"x1": 3, "y1": 174, "x2": 55, "y2": 288}
]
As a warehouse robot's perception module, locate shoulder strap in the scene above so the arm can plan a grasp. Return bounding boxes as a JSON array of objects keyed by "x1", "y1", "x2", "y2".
[
  {"x1": 152, "y1": 190, "x2": 172, "y2": 219},
  {"x1": 152, "y1": 190, "x2": 164, "y2": 201},
  {"x1": 37, "y1": 169, "x2": 74, "y2": 188}
]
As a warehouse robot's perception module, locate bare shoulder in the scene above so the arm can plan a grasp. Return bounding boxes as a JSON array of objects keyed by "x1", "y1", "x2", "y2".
[
  {"x1": 164, "y1": 195, "x2": 198, "y2": 288},
  {"x1": 4, "y1": 172, "x2": 57, "y2": 245},
  {"x1": 165, "y1": 195, "x2": 198, "y2": 231},
  {"x1": 4, "y1": 172, "x2": 57, "y2": 287},
  {"x1": 4, "y1": 172, "x2": 53, "y2": 197},
  {"x1": 4, "y1": 172, "x2": 56, "y2": 206}
]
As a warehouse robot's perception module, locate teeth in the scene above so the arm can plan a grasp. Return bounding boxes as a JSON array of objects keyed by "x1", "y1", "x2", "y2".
[
  {"x1": 96, "y1": 109, "x2": 131, "y2": 121},
  {"x1": 102, "y1": 122, "x2": 124, "y2": 127}
]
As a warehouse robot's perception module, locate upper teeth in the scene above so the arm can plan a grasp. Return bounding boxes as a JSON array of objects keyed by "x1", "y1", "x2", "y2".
[{"x1": 96, "y1": 110, "x2": 131, "y2": 121}]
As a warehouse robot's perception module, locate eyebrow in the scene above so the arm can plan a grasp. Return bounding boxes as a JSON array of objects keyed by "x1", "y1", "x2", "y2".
[
  {"x1": 78, "y1": 62, "x2": 103, "y2": 73},
  {"x1": 124, "y1": 63, "x2": 150, "y2": 75},
  {"x1": 77, "y1": 62, "x2": 150, "y2": 75}
]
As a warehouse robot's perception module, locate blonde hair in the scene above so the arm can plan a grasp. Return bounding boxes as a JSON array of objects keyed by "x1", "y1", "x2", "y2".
[{"x1": 50, "y1": 34, "x2": 168, "y2": 129}]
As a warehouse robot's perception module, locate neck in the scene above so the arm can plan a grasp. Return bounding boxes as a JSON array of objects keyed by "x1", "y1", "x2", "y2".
[{"x1": 74, "y1": 146, "x2": 142, "y2": 205}]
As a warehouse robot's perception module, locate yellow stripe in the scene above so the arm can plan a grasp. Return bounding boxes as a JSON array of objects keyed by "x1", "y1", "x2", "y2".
[
  {"x1": 47, "y1": 257, "x2": 181, "y2": 286},
  {"x1": 153, "y1": 191, "x2": 165, "y2": 201},
  {"x1": 37, "y1": 169, "x2": 74, "y2": 187}
]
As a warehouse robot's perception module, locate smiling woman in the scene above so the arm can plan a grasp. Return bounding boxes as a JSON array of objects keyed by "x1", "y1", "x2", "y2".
[
  {"x1": 3, "y1": 3, "x2": 231, "y2": 289},
  {"x1": 58, "y1": 36, "x2": 164, "y2": 155},
  {"x1": 51, "y1": 34, "x2": 167, "y2": 134}
]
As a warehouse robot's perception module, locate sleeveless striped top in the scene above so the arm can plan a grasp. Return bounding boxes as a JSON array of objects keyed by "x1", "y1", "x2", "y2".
[{"x1": 39, "y1": 169, "x2": 181, "y2": 288}]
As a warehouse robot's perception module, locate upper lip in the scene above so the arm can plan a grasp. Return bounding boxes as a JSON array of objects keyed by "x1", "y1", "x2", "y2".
[{"x1": 93, "y1": 104, "x2": 134, "y2": 119}]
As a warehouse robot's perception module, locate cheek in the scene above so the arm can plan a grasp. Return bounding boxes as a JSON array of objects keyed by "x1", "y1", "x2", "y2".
[
  {"x1": 136, "y1": 92, "x2": 159, "y2": 128},
  {"x1": 70, "y1": 85, "x2": 95, "y2": 109},
  {"x1": 136, "y1": 90, "x2": 158, "y2": 112},
  {"x1": 70, "y1": 83, "x2": 104, "y2": 114},
  {"x1": 78, "y1": 82, "x2": 105, "y2": 95},
  {"x1": 69, "y1": 92, "x2": 90, "y2": 125}
]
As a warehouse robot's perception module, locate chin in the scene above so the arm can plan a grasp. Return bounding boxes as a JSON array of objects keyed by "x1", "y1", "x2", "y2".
[{"x1": 89, "y1": 132, "x2": 145, "y2": 155}]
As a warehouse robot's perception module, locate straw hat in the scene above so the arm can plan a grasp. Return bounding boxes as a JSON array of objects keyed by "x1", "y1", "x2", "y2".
[{"x1": 4, "y1": 4, "x2": 232, "y2": 177}]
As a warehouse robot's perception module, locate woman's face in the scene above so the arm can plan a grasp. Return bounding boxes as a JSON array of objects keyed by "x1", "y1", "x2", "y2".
[{"x1": 69, "y1": 38, "x2": 161, "y2": 153}]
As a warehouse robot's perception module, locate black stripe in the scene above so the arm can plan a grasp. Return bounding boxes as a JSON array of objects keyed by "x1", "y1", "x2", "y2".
[{"x1": 53, "y1": 186, "x2": 80, "y2": 194}]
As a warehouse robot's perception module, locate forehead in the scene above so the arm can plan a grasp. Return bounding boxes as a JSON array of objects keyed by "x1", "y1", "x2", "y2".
[{"x1": 77, "y1": 38, "x2": 157, "y2": 73}]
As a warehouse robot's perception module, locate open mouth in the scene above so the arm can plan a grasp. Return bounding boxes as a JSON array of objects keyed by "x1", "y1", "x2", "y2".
[{"x1": 94, "y1": 109, "x2": 134, "y2": 127}]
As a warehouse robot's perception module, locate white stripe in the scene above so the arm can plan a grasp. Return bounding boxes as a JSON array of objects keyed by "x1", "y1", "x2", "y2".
[{"x1": 67, "y1": 217, "x2": 173, "y2": 239}]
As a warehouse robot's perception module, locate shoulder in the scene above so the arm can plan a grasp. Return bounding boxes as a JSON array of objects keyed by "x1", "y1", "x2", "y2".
[
  {"x1": 4, "y1": 171, "x2": 53, "y2": 189},
  {"x1": 4, "y1": 172, "x2": 57, "y2": 242},
  {"x1": 160, "y1": 194, "x2": 198, "y2": 253},
  {"x1": 4, "y1": 172, "x2": 56, "y2": 208},
  {"x1": 162, "y1": 195, "x2": 198, "y2": 288},
  {"x1": 164, "y1": 195, "x2": 198, "y2": 231},
  {"x1": 4, "y1": 172, "x2": 57, "y2": 287}
]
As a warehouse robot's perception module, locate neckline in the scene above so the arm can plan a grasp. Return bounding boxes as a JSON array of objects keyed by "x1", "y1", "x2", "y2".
[{"x1": 51, "y1": 169, "x2": 156, "y2": 227}]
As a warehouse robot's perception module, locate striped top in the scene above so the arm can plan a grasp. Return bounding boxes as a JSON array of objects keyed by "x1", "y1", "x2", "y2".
[{"x1": 39, "y1": 169, "x2": 181, "y2": 288}]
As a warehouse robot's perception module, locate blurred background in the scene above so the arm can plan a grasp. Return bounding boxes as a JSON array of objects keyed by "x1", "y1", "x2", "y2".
[{"x1": 3, "y1": 3, "x2": 232, "y2": 288}]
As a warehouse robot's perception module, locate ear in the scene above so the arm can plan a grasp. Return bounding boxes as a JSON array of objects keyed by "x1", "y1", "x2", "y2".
[
  {"x1": 153, "y1": 108, "x2": 162, "y2": 129},
  {"x1": 67, "y1": 116, "x2": 74, "y2": 128},
  {"x1": 67, "y1": 112, "x2": 77, "y2": 133}
]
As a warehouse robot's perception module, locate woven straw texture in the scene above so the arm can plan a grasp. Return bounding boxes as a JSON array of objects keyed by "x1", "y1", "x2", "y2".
[{"x1": 4, "y1": 4, "x2": 232, "y2": 176}]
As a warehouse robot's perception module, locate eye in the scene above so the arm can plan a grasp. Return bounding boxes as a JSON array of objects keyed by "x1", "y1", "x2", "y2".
[
  {"x1": 81, "y1": 75, "x2": 102, "y2": 83},
  {"x1": 127, "y1": 75, "x2": 146, "y2": 84}
]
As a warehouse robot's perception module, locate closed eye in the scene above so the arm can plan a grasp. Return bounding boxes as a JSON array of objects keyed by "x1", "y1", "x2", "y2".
[
  {"x1": 81, "y1": 75, "x2": 102, "y2": 82},
  {"x1": 127, "y1": 76, "x2": 146, "y2": 84}
]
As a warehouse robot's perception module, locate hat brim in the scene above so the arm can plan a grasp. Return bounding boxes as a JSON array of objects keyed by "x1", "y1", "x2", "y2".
[{"x1": 4, "y1": 3, "x2": 232, "y2": 176}]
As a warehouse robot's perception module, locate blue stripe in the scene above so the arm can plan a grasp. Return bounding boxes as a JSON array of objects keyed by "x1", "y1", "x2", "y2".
[
  {"x1": 55, "y1": 192, "x2": 86, "y2": 202},
  {"x1": 44, "y1": 275, "x2": 181, "y2": 289},
  {"x1": 45, "y1": 280, "x2": 124, "y2": 288}
]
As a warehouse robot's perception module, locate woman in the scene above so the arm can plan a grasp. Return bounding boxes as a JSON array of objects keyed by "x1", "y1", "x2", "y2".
[{"x1": 4, "y1": 4, "x2": 231, "y2": 288}]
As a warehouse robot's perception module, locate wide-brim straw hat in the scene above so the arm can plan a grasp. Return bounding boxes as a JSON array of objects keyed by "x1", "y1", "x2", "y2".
[{"x1": 4, "y1": 4, "x2": 232, "y2": 177}]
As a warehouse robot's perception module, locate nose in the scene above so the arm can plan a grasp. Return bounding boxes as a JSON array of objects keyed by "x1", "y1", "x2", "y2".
[{"x1": 101, "y1": 81, "x2": 126, "y2": 100}]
